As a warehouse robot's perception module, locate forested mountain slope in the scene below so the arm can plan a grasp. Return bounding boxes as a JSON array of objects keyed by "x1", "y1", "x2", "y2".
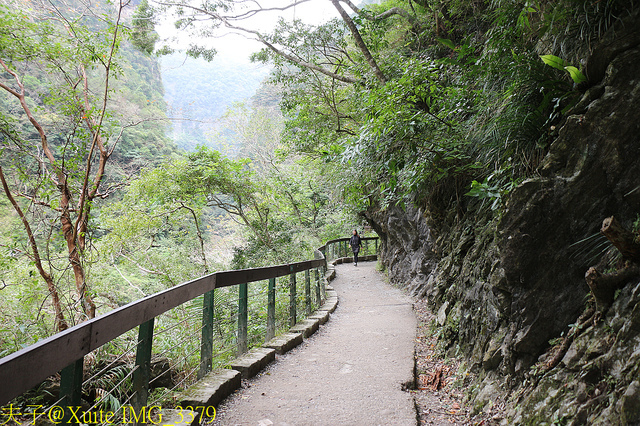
[
  {"x1": 0, "y1": 0, "x2": 358, "y2": 358},
  {"x1": 0, "y1": 0, "x2": 179, "y2": 346},
  {"x1": 160, "y1": 53, "x2": 270, "y2": 151}
]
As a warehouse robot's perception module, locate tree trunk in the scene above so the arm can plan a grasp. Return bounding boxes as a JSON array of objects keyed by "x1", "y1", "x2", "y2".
[
  {"x1": 330, "y1": 0, "x2": 387, "y2": 84},
  {"x1": 0, "y1": 166, "x2": 68, "y2": 332},
  {"x1": 1, "y1": 57, "x2": 97, "y2": 322},
  {"x1": 181, "y1": 204, "x2": 209, "y2": 274},
  {"x1": 601, "y1": 216, "x2": 640, "y2": 262},
  {"x1": 585, "y1": 265, "x2": 640, "y2": 312},
  {"x1": 62, "y1": 209, "x2": 96, "y2": 320}
]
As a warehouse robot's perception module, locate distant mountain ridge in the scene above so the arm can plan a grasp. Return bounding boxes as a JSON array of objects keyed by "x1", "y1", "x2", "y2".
[{"x1": 160, "y1": 53, "x2": 271, "y2": 151}]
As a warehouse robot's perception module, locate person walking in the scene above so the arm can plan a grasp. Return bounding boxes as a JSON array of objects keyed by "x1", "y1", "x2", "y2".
[{"x1": 349, "y1": 229, "x2": 362, "y2": 266}]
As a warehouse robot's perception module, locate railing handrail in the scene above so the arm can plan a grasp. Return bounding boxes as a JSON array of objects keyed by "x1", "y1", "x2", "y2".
[
  {"x1": 0, "y1": 255, "x2": 329, "y2": 405},
  {"x1": 322, "y1": 236, "x2": 378, "y2": 246}
]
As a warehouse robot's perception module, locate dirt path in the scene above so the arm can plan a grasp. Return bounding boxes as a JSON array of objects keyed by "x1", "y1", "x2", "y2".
[{"x1": 213, "y1": 261, "x2": 417, "y2": 426}]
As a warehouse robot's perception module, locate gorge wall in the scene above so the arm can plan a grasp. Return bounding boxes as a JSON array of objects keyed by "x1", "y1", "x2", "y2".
[{"x1": 367, "y1": 9, "x2": 640, "y2": 425}]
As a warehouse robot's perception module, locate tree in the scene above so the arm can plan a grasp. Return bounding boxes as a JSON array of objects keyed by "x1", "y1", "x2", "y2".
[
  {"x1": 154, "y1": 0, "x2": 406, "y2": 83},
  {"x1": 0, "y1": 1, "x2": 130, "y2": 329},
  {"x1": 131, "y1": 0, "x2": 160, "y2": 54},
  {"x1": 159, "y1": 0, "x2": 557, "y2": 215}
]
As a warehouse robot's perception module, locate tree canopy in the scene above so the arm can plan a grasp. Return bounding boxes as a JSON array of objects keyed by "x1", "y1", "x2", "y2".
[{"x1": 159, "y1": 0, "x2": 628, "y2": 215}]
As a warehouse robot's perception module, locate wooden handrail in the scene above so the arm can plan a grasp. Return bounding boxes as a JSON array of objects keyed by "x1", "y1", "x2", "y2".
[
  {"x1": 322, "y1": 236, "x2": 379, "y2": 246},
  {"x1": 0, "y1": 237, "x2": 378, "y2": 406},
  {"x1": 0, "y1": 258, "x2": 324, "y2": 404}
]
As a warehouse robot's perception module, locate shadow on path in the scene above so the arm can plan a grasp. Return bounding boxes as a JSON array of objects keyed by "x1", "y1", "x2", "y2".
[{"x1": 214, "y1": 261, "x2": 417, "y2": 426}]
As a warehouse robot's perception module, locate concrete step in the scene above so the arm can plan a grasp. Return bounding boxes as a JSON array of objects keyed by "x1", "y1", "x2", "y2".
[
  {"x1": 319, "y1": 297, "x2": 339, "y2": 313},
  {"x1": 229, "y1": 347, "x2": 276, "y2": 379},
  {"x1": 178, "y1": 368, "x2": 240, "y2": 415},
  {"x1": 308, "y1": 310, "x2": 330, "y2": 325},
  {"x1": 289, "y1": 318, "x2": 320, "y2": 338},
  {"x1": 264, "y1": 332, "x2": 303, "y2": 355}
]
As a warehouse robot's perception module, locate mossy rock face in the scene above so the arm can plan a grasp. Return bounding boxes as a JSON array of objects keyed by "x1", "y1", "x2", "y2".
[
  {"x1": 619, "y1": 381, "x2": 640, "y2": 425},
  {"x1": 482, "y1": 330, "x2": 506, "y2": 371}
]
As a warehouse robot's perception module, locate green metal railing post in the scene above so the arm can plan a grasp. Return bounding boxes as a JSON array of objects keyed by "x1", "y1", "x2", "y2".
[
  {"x1": 198, "y1": 289, "x2": 215, "y2": 379},
  {"x1": 266, "y1": 278, "x2": 276, "y2": 341},
  {"x1": 132, "y1": 318, "x2": 155, "y2": 411},
  {"x1": 315, "y1": 268, "x2": 321, "y2": 306},
  {"x1": 375, "y1": 238, "x2": 378, "y2": 253},
  {"x1": 238, "y1": 283, "x2": 248, "y2": 355},
  {"x1": 305, "y1": 269, "x2": 311, "y2": 315},
  {"x1": 59, "y1": 357, "x2": 83, "y2": 422},
  {"x1": 289, "y1": 271, "x2": 297, "y2": 327}
]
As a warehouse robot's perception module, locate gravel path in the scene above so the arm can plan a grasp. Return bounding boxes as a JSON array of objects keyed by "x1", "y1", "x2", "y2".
[{"x1": 213, "y1": 261, "x2": 417, "y2": 426}]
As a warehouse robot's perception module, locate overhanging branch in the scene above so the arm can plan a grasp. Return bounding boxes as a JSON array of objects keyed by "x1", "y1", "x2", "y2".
[{"x1": 155, "y1": 0, "x2": 360, "y2": 84}]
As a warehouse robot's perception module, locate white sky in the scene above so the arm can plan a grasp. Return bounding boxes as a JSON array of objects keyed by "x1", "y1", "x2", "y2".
[{"x1": 155, "y1": 0, "x2": 339, "y2": 63}]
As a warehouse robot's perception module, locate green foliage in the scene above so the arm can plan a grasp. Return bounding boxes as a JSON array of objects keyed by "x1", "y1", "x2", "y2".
[
  {"x1": 131, "y1": 0, "x2": 159, "y2": 55},
  {"x1": 466, "y1": 165, "x2": 520, "y2": 211},
  {"x1": 540, "y1": 55, "x2": 586, "y2": 85},
  {"x1": 0, "y1": 0, "x2": 177, "y2": 351},
  {"x1": 4, "y1": 0, "x2": 636, "y2": 409},
  {"x1": 321, "y1": 0, "x2": 635, "y2": 214}
]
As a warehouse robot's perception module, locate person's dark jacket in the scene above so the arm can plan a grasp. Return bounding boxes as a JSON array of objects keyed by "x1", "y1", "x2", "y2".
[{"x1": 349, "y1": 234, "x2": 362, "y2": 253}]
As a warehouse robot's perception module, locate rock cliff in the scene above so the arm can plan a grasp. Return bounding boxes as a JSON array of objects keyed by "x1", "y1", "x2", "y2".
[{"x1": 367, "y1": 9, "x2": 640, "y2": 424}]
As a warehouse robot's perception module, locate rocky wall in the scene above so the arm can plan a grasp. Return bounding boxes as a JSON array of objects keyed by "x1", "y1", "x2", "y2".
[{"x1": 367, "y1": 8, "x2": 640, "y2": 424}]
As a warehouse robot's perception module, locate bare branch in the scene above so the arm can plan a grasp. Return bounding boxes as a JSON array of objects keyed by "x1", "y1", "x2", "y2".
[
  {"x1": 0, "y1": 58, "x2": 58, "y2": 173},
  {"x1": 259, "y1": 37, "x2": 358, "y2": 84},
  {"x1": 339, "y1": 0, "x2": 361, "y2": 14},
  {"x1": 16, "y1": 192, "x2": 64, "y2": 212},
  {"x1": 374, "y1": 7, "x2": 416, "y2": 23},
  {"x1": 180, "y1": 203, "x2": 209, "y2": 273},
  {"x1": 340, "y1": 0, "x2": 415, "y2": 23},
  {"x1": 120, "y1": 253, "x2": 164, "y2": 275},
  {"x1": 113, "y1": 263, "x2": 147, "y2": 296},
  {"x1": 224, "y1": 0, "x2": 312, "y2": 21}
]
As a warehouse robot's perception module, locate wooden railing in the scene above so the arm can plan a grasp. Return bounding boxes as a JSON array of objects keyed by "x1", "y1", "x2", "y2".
[
  {"x1": 0, "y1": 236, "x2": 378, "y2": 416},
  {"x1": 323, "y1": 236, "x2": 379, "y2": 261}
]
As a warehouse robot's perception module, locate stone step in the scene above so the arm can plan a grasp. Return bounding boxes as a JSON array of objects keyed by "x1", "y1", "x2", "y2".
[
  {"x1": 308, "y1": 310, "x2": 330, "y2": 325},
  {"x1": 264, "y1": 332, "x2": 303, "y2": 355},
  {"x1": 178, "y1": 368, "x2": 240, "y2": 419},
  {"x1": 289, "y1": 318, "x2": 320, "y2": 338},
  {"x1": 319, "y1": 297, "x2": 339, "y2": 313},
  {"x1": 229, "y1": 347, "x2": 276, "y2": 379},
  {"x1": 326, "y1": 289, "x2": 338, "y2": 299}
]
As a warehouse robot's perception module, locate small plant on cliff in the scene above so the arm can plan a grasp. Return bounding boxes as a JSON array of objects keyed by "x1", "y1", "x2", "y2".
[
  {"x1": 540, "y1": 55, "x2": 587, "y2": 85},
  {"x1": 465, "y1": 165, "x2": 520, "y2": 211}
]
